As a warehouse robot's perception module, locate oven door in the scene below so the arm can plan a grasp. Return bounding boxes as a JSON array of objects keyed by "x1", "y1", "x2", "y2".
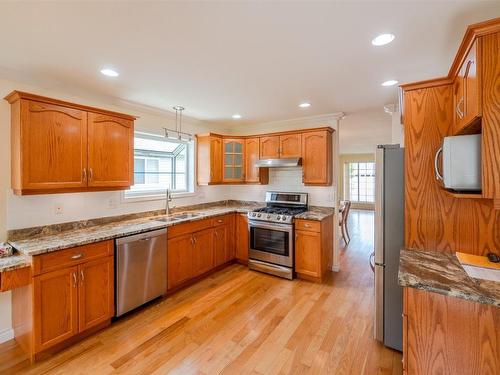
[{"x1": 248, "y1": 220, "x2": 293, "y2": 268}]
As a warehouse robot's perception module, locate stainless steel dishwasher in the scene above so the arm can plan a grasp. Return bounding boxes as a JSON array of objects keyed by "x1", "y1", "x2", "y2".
[{"x1": 115, "y1": 228, "x2": 167, "y2": 317}]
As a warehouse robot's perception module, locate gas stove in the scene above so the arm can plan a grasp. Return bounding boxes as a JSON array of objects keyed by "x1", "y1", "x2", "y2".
[{"x1": 247, "y1": 192, "x2": 308, "y2": 224}]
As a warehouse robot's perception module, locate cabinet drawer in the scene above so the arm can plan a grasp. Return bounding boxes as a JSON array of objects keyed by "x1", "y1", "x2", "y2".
[
  {"x1": 33, "y1": 240, "x2": 113, "y2": 275},
  {"x1": 167, "y1": 218, "x2": 212, "y2": 239},
  {"x1": 212, "y1": 214, "x2": 230, "y2": 226},
  {"x1": 0, "y1": 266, "x2": 31, "y2": 292},
  {"x1": 295, "y1": 219, "x2": 321, "y2": 232}
]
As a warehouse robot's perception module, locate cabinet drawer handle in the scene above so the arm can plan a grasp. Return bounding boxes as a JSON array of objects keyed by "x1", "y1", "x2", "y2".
[
  {"x1": 217, "y1": 219, "x2": 223, "y2": 223},
  {"x1": 80, "y1": 270, "x2": 85, "y2": 283},
  {"x1": 72, "y1": 272, "x2": 77, "y2": 288},
  {"x1": 70, "y1": 253, "x2": 84, "y2": 260},
  {"x1": 304, "y1": 224, "x2": 311, "y2": 228}
]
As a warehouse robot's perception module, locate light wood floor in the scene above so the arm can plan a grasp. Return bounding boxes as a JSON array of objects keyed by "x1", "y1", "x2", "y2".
[{"x1": 0, "y1": 209, "x2": 402, "y2": 374}]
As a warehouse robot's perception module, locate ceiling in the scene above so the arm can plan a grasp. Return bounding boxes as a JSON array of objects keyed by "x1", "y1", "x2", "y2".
[{"x1": 0, "y1": 2, "x2": 498, "y2": 126}]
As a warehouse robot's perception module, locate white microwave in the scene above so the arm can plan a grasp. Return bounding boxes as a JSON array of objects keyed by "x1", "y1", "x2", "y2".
[{"x1": 435, "y1": 134, "x2": 481, "y2": 191}]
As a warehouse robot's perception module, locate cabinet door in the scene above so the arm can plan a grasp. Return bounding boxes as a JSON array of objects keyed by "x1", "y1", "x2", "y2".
[
  {"x1": 280, "y1": 133, "x2": 302, "y2": 158},
  {"x1": 192, "y1": 228, "x2": 214, "y2": 277},
  {"x1": 454, "y1": 39, "x2": 482, "y2": 134},
  {"x1": 302, "y1": 130, "x2": 332, "y2": 185},
  {"x1": 20, "y1": 100, "x2": 88, "y2": 191},
  {"x1": 295, "y1": 230, "x2": 321, "y2": 278},
  {"x1": 34, "y1": 266, "x2": 78, "y2": 352},
  {"x1": 235, "y1": 214, "x2": 249, "y2": 263},
  {"x1": 214, "y1": 224, "x2": 233, "y2": 266},
  {"x1": 245, "y1": 138, "x2": 268, "y2": 183},
  {"x1": 259, "y1": 136, "x2": 280, "y2": 158},
  {"x1": 211, "y1": 137, "x2": 223, "y2": 183},
  {"x1": 87, "y1": 112, "x2": 133, "y2": 187},
  {"x1": 167, "y1": 234, "x2": 193, "y2": 289},
  {"x1": 223, "y1": 139, "x2": 245, "y2": 182},
  {"x1": 78, "y1": 257, "x2": 114, "y2": 332}
]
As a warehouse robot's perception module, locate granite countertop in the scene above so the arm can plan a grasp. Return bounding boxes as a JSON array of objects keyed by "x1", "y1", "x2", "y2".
[
  {"x1": 398, "y1": 249, "x2": 500, "y2": 307},
  {"x1": 4, "y1": 201, "x2": 334, "y2": 267},
  {"x1": 0, "y1": 254, "x2": 30, "y2": 272}
]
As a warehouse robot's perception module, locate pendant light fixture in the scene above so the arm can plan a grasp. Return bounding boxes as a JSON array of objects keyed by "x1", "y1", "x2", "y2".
[{"x1": 163, "y1": 105, "x2": 192, "y2": 141}]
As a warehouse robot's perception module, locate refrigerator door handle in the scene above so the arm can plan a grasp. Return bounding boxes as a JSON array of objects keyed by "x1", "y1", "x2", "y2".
[{"x1": 369, "y1": 252, "x2": 375, "y2": 272}]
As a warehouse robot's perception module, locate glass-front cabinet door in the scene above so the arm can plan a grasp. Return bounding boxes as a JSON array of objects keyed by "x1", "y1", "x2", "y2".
[{"x1": 223, "y1": 139, "x2": 245, "y2": 182}]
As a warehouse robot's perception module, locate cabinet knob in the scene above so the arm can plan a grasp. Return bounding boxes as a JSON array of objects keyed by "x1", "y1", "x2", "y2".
[
  {"x1": 456, "y1": 97, "x2": 464, "y2": 119},
  {"x1": 80, "y1": 270, "x2": 85, "y2": 283},
  {"x1": 70, "y1": 253, "x2": 84, "y2": 260},
  {"x1": 82, "y1": 168, "x2": 87, "y2": 181},
  {"x1": 89, "y1": 168, "x2": 93, "y2": 181}
]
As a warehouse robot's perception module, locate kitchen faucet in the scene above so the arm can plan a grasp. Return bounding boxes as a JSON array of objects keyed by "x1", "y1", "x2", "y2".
[{"x1": 165, "y1": 188, "x2": 173, "y2": 216}]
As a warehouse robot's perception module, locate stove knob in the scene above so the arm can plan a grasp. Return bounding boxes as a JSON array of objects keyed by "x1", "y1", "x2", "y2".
[
  {"x1": 275, "y1": 215, "x2": 281, "y2": 220},
  {"x1": 257, "y1": 213, "x2": 262, "y2": 218},
  {"x1": 267, "y1": 214, "x2": 271, "y2": 219},
  {"x1": 252, "y1": 213, "x2": 256, "y2": 217}
]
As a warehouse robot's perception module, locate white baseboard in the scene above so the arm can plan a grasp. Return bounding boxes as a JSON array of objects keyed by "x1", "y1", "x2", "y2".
[
  {"x1": 0, "y1": 328, "x2": 14, "y2": 344},
  {"x1": 332, "y1": 265, "x2": 340, "y2": 272}
]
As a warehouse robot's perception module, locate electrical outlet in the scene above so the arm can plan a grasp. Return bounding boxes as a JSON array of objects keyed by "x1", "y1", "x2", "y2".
[
  {"x1": 54, "y1": 203, "x2": 64, "y2": 215},
  {"x1": 107, "y1": 197, "x2": 118, "y2": 209}
]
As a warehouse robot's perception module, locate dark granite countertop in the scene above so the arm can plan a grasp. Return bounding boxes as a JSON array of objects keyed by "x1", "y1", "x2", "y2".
[
  {"x1": 5, "y1": 201, "x2": 334, "y2": 264},
  {"x1": 398, "y1": 249, "x2": 500, "y2": 307}
]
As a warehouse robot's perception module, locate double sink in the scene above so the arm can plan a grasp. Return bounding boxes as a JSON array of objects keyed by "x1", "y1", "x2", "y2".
[{"x1": 153, "y1": 212, "x2": 203, "y2": 223}]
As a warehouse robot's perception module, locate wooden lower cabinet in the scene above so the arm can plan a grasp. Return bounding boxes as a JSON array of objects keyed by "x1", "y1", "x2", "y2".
[
  {"x1": 404, "y1": 287, "x2": 500, "y2": 374},
  {"x1": 235, "y1": 214, "x2": 249, "y2": 263},
  {"x1": 78, "y1": 257, "x2": 114, "y2": 332},
  {"x1": 12, "y1": 241, "x2": 115, "y2": 361},
  {"x1": 33, "y1": 266, "x2": 79, "y2": 353},
  {"x1": 214, "y1": 215, "x2": 234, "y2": 267},
  {"x1": 294, "y1": 216, "x2": 333, "y2": 282},
  {"x1": 167, "y1": 234, "x2": 194, "y2": 289},
  {"x1": 193, "y1": 228, "x2": 214, "y2": 277}
]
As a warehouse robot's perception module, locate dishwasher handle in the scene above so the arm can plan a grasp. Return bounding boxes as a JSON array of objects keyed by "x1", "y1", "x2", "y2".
[{"x1": 115, "y1": 228, "x2": 167, "y2": 246}]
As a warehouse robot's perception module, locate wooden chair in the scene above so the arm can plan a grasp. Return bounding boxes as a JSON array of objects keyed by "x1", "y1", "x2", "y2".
[{"x1": 339, "y1": 200, "x2": 351, "y2": 243}]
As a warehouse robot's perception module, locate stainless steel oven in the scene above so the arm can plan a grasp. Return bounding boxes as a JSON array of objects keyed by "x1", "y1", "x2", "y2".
[{"x1": 248, "y1": 220, "x2": 293, "y2": 268}]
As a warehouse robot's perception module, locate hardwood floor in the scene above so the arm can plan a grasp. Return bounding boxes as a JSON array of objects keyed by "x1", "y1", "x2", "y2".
[{"x1": 0, "y1": 209, "x2": 402, "y2": 374}]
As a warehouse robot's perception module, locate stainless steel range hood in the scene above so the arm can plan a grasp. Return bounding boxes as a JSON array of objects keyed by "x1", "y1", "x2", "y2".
[{"x1": 255, "y1": 158, "x2": 302, "y2": 168}]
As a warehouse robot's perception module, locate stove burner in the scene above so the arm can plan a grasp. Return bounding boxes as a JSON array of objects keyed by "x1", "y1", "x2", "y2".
[{"x1": 253, "y1": 207, "x2": 307, "y2": 215}]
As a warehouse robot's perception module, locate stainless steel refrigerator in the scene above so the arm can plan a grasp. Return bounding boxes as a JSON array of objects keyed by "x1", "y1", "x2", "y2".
[{"x1": 372, "y1": 144, "x2": 404, "y2": 352}]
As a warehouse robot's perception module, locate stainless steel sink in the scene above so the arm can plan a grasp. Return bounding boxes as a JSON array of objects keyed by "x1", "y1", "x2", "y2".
[{"x1": 153, "y1": 212, "x2": 202, "y2": 223}]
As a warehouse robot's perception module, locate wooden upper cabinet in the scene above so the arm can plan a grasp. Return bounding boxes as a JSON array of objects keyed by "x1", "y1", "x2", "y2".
[
  {"x1": 259, "y1": 136, "x2": 280, "y2": 158},
  {"x1": 223, "y1": 139, "x2": 245, "y2": 182},
  {"x1": 245, "y1": 138, "x2": 269, "y2": 184},
  {"x1": 302, "y1": 130, "x2": 333, "y2": 185},
  {"x1": 279, "y1": 133, "x2": 302, "y2": 158},
  {"x1": 5, "y1": 91, "x2": 136, "y2": 195},
  {"x1": 196, "y1": 134, "x2": 222, "y2": 185},
  {"x1": 14, "y1": 100, "x2": 88, "y2": 193},
  {"x1": 87, "y1": 113, "x2": 133, "y2": 187},
  {"x1": 33, "y1": 266, "x2": 79, "y2": 353},
  {"x1": 78, "y1": 256, "x2": 114, "y2": 332},
  {"x1": 453, "y1": 38, "x2": 482, "y2": 134}
]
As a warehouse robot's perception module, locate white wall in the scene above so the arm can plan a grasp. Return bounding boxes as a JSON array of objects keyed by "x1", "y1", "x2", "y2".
[{"x1": 339, "y1": 108, "x2": 392, "y2": 154}]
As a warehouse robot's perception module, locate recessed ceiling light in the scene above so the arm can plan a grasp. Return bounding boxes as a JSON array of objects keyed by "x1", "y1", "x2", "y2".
[
  {"x1": 371, "y1": 33, "x2": 395, "y2": 46},
  {"x1": 232, "y1": 114, "x2": 242, "y2": 119},
  {"x1": 381, "y1": 80, "x2": 398, "y2": 87},
  {"x1": 100, "y1": 68, "x2": 119, "y2": 77},
  {"x1": 299, "y1": 102, "x2": 311, "y2": 108}
]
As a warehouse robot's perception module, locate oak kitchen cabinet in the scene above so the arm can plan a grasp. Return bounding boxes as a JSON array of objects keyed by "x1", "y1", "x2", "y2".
[
  {"x1": 167, "y1": 214, "x2": 235, "y2": 291},
  {"x1": 196, "y1": 127, "x2": 334, "y2": 187},
  {"x1": 453, "y1": 38, "x2": 482, "y2": 135},
  {"x1": 12, "y1": 240, "x2": 114, "y2": 361},
  {"x1": 5, "y1": 91, "x2": 136, "y2": 195},
  {"x1": 245, "y1": 138, "x2": 269, "y2": 183},
  {"x1": 223, "y1": 139, "x2": 245, "y2": 182},
  {"x1": 235, "y1": 213, "x2": 249, "y2": 264},
  {"x1": 259, "y1": 133, "x2": 302, "y2": 159},
  {"x1": 295, "y1": 216, "x2": 333, "y2": 283},
  {"x1": 302, "y1": 130, "x2": 333, "y2": 185}
]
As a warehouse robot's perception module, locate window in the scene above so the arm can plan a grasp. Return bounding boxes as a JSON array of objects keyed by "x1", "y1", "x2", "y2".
[
  {"x1": 125, "y1": 132, "x2": 193, "y2": 199},
  {"x1": 347, "y1": 162, "x2": 375, "y2": 203}
]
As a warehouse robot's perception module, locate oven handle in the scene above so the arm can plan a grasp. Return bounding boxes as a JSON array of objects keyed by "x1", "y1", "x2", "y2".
[{"x1": 248, "y1": 220, "x2": 293, "y2": 232}]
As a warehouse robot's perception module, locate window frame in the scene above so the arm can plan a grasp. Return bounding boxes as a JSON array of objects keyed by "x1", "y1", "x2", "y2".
[
  {"x1": 345, "y1": 161, "x2": 375, "y2": 203},
  {"x1": 122, "y1": 131, "x2": 195, "y2": 202}
]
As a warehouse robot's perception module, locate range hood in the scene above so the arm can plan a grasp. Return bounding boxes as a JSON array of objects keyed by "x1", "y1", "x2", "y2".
[{"x1": 255, "y1": 157, "x2": 302, "y2": 168}]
